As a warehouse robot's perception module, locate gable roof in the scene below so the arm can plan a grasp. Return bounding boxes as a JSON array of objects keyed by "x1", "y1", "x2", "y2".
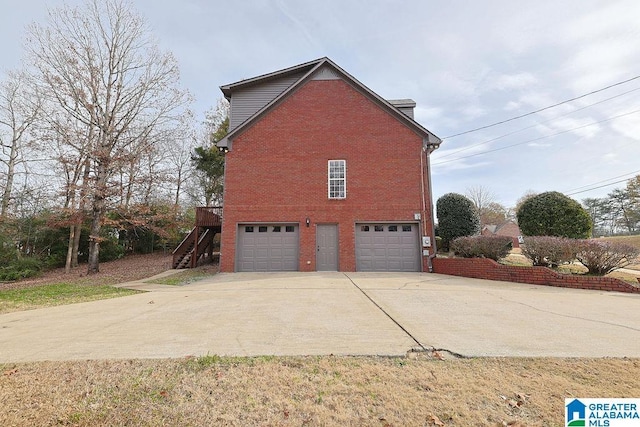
[{"x1": 217, "y1": 57, "x2": 441, "y2": 150}]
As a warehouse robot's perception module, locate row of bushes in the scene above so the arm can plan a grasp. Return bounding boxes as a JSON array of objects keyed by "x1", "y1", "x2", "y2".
[
  {"x1": 521, "y1": 236, "x2": 639, "y2": 275},
  {"x1": 450, "y1": 235, "x2": 640, "y2": 276},
  {"x1": 0, "y1": 228, "x2": 126, "y2": 282},
  {"x1": 0, "y1": 258, "x2": 44, "y2": 281}
]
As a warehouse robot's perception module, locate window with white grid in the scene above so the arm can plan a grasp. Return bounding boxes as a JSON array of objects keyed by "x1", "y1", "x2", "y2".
[{"x1": 328, "y1": 160, "x2": 346, "y2": 199}]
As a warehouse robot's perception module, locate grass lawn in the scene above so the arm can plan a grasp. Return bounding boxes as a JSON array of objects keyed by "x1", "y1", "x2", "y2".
[
  {"x1": 601, "y1": 234, "x2": 640, "y2": 248},
  {"x1": 1, "y1": 355, "x2": 638, "y2": 426},
  {"x1": 0, "y1": 283, "x2": 141, "y2": 314}
]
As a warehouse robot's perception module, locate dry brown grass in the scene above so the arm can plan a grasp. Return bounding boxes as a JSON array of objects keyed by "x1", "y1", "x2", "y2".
[
  {"x1": 1, "y1": 356, "x2": 638, "y2": 426},
  {"x1": 600, "y1": 234, "x2": 640, "y2": 249}
]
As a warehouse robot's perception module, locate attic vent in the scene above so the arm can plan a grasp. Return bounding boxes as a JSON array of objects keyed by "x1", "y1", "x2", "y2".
[
  {"x1": 388, "y1": 99, "x2": 416, "y2": 119},
  {"x1": 312, "y1": 67, "x2": 341, "y2": 81}
]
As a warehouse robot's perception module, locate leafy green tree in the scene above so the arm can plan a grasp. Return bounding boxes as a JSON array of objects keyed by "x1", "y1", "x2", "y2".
[
  {"x1": 517, "y1": 191, "x2": 592, "y2": 238},
  {"x1": 436, "y1": 193, "x2": 480, "y2": 250},
  {"x1": 191, "y1": 105, "x2": 228, "y2": 206}
]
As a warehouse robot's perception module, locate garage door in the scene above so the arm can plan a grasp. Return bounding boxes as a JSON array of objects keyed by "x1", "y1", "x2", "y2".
[
  {"x1": 355, "y1": 223, "x2": 420, "y2": 272},
  {"x1": 237, "y1": 224, "x2": 299, "y2": 271}
]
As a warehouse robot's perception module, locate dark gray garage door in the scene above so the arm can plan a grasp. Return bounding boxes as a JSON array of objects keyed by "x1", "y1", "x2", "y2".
[
  {"x1": 355, "y1": 223, "x2": 420, "y2": 272},
  {"x1": 237, "y1": 224, "x2": 299, "y2": 271}
]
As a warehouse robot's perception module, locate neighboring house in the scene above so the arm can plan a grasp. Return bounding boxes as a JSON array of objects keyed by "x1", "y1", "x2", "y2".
[
  {"x1": 482, "y1": 221, "x2": 522, "y2": 248},
  {"x1": 215, "y1": 57, "x2": 441, "y2": 272}
]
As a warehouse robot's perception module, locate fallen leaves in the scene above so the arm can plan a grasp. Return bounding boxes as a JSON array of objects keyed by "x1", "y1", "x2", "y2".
[
  {"x1": 427, "y1": 413, "x2": 445, "y2": 426},
  {"x1": 3, "y1": 368, "x2": 18, "y2": 376},
  {"x1": 431, "y1": 351, "x2": 445, "y2": 360},
  {"x1": 500, "y1": 392, "x2": 530, "y2": 412}
]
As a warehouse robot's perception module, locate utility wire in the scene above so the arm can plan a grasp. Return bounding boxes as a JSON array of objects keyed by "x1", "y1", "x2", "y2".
[
  {"x1": 442, "y1": 74, "x2": 640, "y2": 139},
  {"x1": 436, "y1": 86, "x2": 640, "y2": 160},
  {"x1": 432, "y1": 108, "x2": 640, "y2": 166},
  {"x1": 563, "y1": 169, "x2": 640, "y2": 196},
  {"x1": 565, "y1": 178, "x2": 635, "y2": 196}
]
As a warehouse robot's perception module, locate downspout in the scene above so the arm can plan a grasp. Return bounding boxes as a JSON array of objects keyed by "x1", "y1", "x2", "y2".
[
  {"x1": 420, "y1": 148, "x2": 429, "y2": 272},
  {"x1": 216, "y1": 137, "x2": 230, "y2": 272},
  {"x1": 422, "y1": 140, "x2": 439, "y2": 272}
]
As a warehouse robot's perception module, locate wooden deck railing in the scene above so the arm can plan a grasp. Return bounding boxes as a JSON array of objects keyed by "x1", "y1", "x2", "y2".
[
  {"x1": 196, "y1": 206, "x2": 223, "y2": 227},
  {"x1": 172, "y1": 206, "x2": 223, "y2": 268}
]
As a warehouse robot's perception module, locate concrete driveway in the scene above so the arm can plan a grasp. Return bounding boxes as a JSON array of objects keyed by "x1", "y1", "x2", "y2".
[{"x1": 1, "y1": 272, "x2": 639, "y2": 362}]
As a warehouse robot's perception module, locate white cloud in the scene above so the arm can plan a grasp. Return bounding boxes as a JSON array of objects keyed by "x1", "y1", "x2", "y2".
[
  {"x1": 487, "y1": 72, "x2": 538, "y2": 91},
  {"x1": 610, "y1": 112, "x2": 640, "y2": 140}
]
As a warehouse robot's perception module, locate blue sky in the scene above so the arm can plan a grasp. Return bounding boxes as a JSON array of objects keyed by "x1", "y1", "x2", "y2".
[{"x1": 2, "y1": 0, "x2": 640, "y2": 208}]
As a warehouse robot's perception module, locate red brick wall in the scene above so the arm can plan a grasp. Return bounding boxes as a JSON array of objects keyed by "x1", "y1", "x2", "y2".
[
  {"x1": 220, "y1": 79, "x2": 435, "y2": 272},
  {"x1": 432, "y1": 257, "x2": 640, "y2": 293}
]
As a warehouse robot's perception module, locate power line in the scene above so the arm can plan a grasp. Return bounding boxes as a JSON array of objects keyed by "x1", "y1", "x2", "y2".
[
  {"x1": 565, "y1": 178, "x2": 634, "y2": 196},
  {"x1": 563, "y1": 169, "x2": 640, "y2": 196},
  {"x1": 442, "y1": 74, "x2": 640, "y2": 139},
  {"x1": 436, "y1": 86, "x2": 640, "y2": 160},
  {"x1": 432, "y1": 108, "x2": 640, "y2": 166}
]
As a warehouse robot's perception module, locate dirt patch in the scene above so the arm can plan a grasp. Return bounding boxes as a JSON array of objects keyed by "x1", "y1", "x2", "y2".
[
  {"x1": 1, "y1": 356, "x2": 638, "y2": 426},
  {"x1": 0, "y1": 253, "x2": 173, "y2": 291}
]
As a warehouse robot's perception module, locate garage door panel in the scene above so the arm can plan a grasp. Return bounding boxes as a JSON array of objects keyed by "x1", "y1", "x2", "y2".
[
  {"x1": 356, "y1": 223, "x2": 420, "y2": 272},
  {"x1": 387, "y1": 248, "x2": 402, "y2": 257},
  {"x1": 237, "y1": 224, "x2": 299, "y2": 272}
]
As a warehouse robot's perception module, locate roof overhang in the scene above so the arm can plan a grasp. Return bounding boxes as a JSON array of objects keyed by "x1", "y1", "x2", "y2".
[{"x1": 217, "y1": 57, "x2": 442, "y2": 151}]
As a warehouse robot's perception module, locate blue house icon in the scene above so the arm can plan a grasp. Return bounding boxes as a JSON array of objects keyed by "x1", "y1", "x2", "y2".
[{"x1": 566, "y1": 399, "x2": 586, "y2": 424}]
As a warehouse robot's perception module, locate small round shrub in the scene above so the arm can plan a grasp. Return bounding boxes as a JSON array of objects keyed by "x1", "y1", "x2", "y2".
[
  {"x1": 517, "y1": 191, "x2": 592, "y2": 238},
  {"x1": 451, "y1": 235, "x2": 513, "y2": 261},
  {"x1": 436, "y1": 193, "x2": 480, "y2": 251},
  {"x1": 521, "y1": 236, "x2": 578, "y2": 268},
  {"x1": 575, "y1": 240, "x2": 640, "y2": 275}
]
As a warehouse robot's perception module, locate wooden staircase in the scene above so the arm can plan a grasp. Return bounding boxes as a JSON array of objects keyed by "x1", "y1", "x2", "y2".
[{"x1": 172, "y1": 207, "x2": 222, "y2": 269}]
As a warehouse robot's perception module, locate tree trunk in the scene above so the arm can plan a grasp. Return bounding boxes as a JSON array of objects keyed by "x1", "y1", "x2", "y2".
[
  {"x1": 0, "y1": 134, "x2": 18, "y2": 218},
  {"x1": 72, "y1": 223, "x2": 82, "y2": 267},
  {"x1": 65, "y1": 225, "x2": 75, "y2": 273},
  {"x1": 174, "y1": 167, "x2": 181, "y2": 207},
  {"x1": 73, "y1": 158, "x2": 90, "y2": 267},
  {"x1": 87, "y1": 201, "x2": 103, "y2": 274},
  {"x1": 87, "y1": 162, "x2": 107, "y2": 275}
]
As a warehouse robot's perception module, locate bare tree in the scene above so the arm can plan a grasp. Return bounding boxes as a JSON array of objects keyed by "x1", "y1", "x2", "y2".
[
  {"x1": 163, "y1": 124, "x2": 195, "y2": 208},
  {"x1": 0, "y1": 70, "x2": 41, "y2": 218},
  {"x1": 26, "y1": 0, "x2": 191, "y2": 273},
  {"x1": 466, "y1": 185, "x2": 500, "y2": 226},
  {"x1": 40, "y1": 114, "x2": 94, "y2": 271}
]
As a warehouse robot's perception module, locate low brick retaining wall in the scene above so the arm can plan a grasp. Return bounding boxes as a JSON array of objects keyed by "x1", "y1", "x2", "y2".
[{"x1": 431, "y1": 257, "x2": 640, "y2": 294}]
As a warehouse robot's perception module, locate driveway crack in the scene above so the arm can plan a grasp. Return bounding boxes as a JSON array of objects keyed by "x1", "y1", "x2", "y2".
[
  {"x1": 486, "y1": 291, "x2": 640, "y2": 332},
  {"x1": 343, "y1": 273, "x2": 427, "y2": 351}
]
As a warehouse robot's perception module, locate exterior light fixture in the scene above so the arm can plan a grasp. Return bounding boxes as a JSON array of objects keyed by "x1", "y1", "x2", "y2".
[{"x1": 306, "y1": 217, "x2": 310, "y2": 227}]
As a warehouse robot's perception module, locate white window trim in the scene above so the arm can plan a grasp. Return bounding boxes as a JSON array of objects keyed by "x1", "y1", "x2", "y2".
[{"x1": 328, "y1": 159, "x2": 346, "y2": 199}]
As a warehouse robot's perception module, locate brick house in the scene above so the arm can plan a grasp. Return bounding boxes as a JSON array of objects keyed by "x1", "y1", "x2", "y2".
[
  {"x1": 481, "y1": 221, "x2": 522, "y2": 248},
  {"x1": 216, "y1": 57, "x2": 441, "y2": 272}
]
